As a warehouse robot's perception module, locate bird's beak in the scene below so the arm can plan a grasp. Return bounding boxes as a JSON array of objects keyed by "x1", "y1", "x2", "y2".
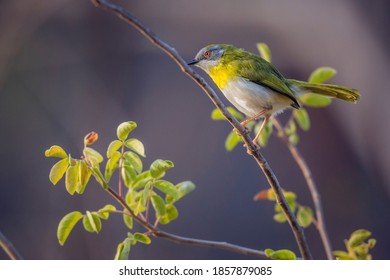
[{"x1": 186, "y1": 58, "x2": 199, "y2": 66}]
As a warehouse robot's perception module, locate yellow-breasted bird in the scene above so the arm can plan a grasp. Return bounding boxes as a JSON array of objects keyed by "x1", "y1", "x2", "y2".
[{"x1": 187, "y1": 44, "x2": 360, "y2": 145}]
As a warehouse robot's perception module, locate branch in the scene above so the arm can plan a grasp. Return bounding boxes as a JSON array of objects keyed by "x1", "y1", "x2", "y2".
[
  {"x1": 0, "y1": 231, "x2": 23, "y2": 260},
  {"x1": 106, "y1": 186, "x2": 266, "y2": 258},
  {"x1": 272, "y1": 118, "x2": 333, "y2": 259},
  {"x1": 90, "y1": 0, "x2": 312, "y2": 259}
]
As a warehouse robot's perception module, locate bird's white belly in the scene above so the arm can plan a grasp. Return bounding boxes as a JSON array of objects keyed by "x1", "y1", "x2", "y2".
[{"x1": 221, "y1": 78, "x2": 292, "y2": 117}]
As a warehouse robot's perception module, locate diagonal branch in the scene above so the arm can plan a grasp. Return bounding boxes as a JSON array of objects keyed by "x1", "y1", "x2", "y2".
[
  {"x1": 272, "y1": 118, "x2": 333, "y2": 259},
  {"x1": 0, "y1": 230, "x2": 23, "y2": 260},
  {"x1": 106, "y1": 186, "x2": 266, "y2": 258},
  {"x1": 90, "y1": 0, "x2": 312, "y2": 259}
]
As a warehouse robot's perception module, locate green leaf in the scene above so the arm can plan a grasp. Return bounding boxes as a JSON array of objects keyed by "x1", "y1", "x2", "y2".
[
  {"x1": 264, "y1": 249, "x2": 274, "y2": 257},
  {"x1": 45, "y1": 145, "x2": 67, "y2": 158},
  {"x1": 123, "y1": 212, "x2": 133, "y2": 229},
  {"x1": 150, "y1": 159, "x2": 174, "y2": 179},
  {"x1": 83, "y1": 211, "x2": 102, "y2": 233},
  {"x1": 134, "y1": 233, "x2": 151, "y2": 245},
  {"x1": 299, "y1": 94, "x2": 332, "y2": 107},
  {"x1": 49, "y1": 158, "x2": 69, "y2": 185},
  {"x1": 348, "y1": 229, "x2": 372, "y2": 247},
  {"x1": 368, "y1": 238, "x2": 376, "y2": 249},
  {"x1": 124, "y1": 151, "x2": 143, "y2": 174},
  {"x1": 117, "y1": 121, "x2": 137, "y2": 141},
  {"x1": 91, "y1": 167, "x2": 109, "y2": 190},
  {"x1": 65, "y1": 162, "x2": 79, "y2": 195},
  {"x1": 269, "y1": 249, "x2": 296, "y2": 260},
  {"x1": 176, "y1": 181, "x2": 196, "y2": 200},
  {"x1": 225, "y1": 130, "x2": 243, "y2": 151},
  {"x1": 84, "y1": 147, "x2": 104, "y2": 166},
  {"x1": 273, "y1": 212, "x2": 287, "y2": 223},
  {"x1": 98, "y1": 204, "x2": 116, "y2": 219},
  {"x1": 257, "y1": 43, "x2": 272, "y2": 63},
  {"x1": 333, "y1": 250, "x2": 351, "y2": 259},
  {"x1": 288, "y1": 133, "x2": 299, "y2": 145},
  {"x1": 151, "y1": 194, "x2": 166, "y2": 216},
  {"x1": 57, "y1": 211, "x2": 83, "y2": 246},
  {"x1": 107, "y1": 140, "x2": 122, "y2": 158},
  {"x1": 155, "y1": 180, "x2": 179, "y2": 200},
  {"x1": 283, "y1": 191, "x2": 297, "y2": 202},
  {"x1": 308, "y1": 67, "x2": 337, "y2": 84},
  {"x1": 77, "y1": 160, "x2": 91, "y2": 194},
  {"x1": 211, "y1": 107, "x2": 244, "y2": 121},
  {"x1": 114, "y1": 238, "x2": 131, "y2": 260},
  {"x1": 297, "y1": 206, "x2": 314, "y2": 228},
  {"x1": 125, "y1": 138, "x2": 145, "y2": 157},
  {"x1": 284, "y1": 120, "x2": 296, "y2": 135},
  {"x1": 166, "y1": 204, "x2": 179, "y2": 221},
  {"x1": 131, "y1": 171, "x2": 152, "y2": 190},
  {"x1": 134, "y1": 198, "x2": 146, "y2": 215},
  {"x1": 105, "y1": 151, "x2": 121, "y2": 180},
  {"x1": 122, "y1": 163, "x2": 137, "y2": 187},
  {"x1": 294, "y1": 108, "x2": 310, "y2": 131}
]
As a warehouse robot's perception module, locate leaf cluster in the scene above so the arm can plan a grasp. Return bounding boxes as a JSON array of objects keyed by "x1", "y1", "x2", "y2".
[
  {"x1": 333, "y1": 229, "x2": 376, "y2": 260},
  {"x1": 45, "y1": 121, "x2": 196, "y2": 259},
  {"x1": 254, "y1": 188, "x2": 314, "y2": 228}
]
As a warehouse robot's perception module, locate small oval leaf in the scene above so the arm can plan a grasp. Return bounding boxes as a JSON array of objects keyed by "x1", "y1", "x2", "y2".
[
  {"x1": 293, "y1": 108, "x2": 310, "y2": 131},
  {"x1": 225, "y1": 130, "x2": 243, "y2": 151},
  {"x1": 257, "y1": 43, "x2": 272, "y2": 63},
  {"x1": 155, "y1": 180, "x2": 179, "y2": 200},
  {"x1": 348, "y1": 229, "x2": 372, "y2": 247},
  {"x1": 299, "y1": 94, "x2": 332, "y2": 107},
  {"x1": 45, "y1": 145, "x2": 67, "y2": 158},
  {"x1": 77, "y1": 160, "x2": 91, "y2": 194},
  {"x1": 117, "y1": 121, "x2": 137, "y2": 141},
  {"x1": 211, "y1": 107, "x2": 244, "y2": 121},
  {"x1": 123, "y1": 212, "x2": 133, "y2": 229},
  {"x1": 65, "y1": 162, "x2": 79, "y2": 195},
  {"x1": 107, "y1": 140, "x2": 122, "y2": 158},
  {"x1": 308, "y1": 67, "x2": 337, "y2": 84},
  {"x1": 49, "y1": 158, "x2": 69, "y2": 185},
  {"x1": 151, "y1": 194, "x2": 166, "y2": 216},
  {"x1": 57, "y1": 211, "x2": 83, "y2": 246},
  {"x1": 150, "y1": 159, "x2": 174, "y2": 179},
  {"x1": 134, "y1": 233, "x2": 151, "y2": 245},
  {"x1": 124, "y1": 151, "x2": 143, "y2": 174},
  {"x1": 297, "y1": 206, "x2": 314, "y2": 228},
  {"x1": 269, "y1": 249, "x2": 296, "y2": 260},
  {"x1": 125, "y1": 138, "x2": 145, "y2": 157}
]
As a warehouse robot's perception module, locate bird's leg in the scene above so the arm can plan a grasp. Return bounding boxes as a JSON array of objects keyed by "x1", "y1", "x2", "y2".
[
  {"x1": 253, "y1": 115, "x2": 271, "y2": 144},
  {"x1": 240, "y1": 109, "x2": 267, "y2": 127}
]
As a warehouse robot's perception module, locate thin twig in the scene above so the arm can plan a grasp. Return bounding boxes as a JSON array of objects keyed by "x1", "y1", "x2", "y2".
[
  {"x1": 0, "y1": 231, "x2": 23, "y2": 260},
  {"x1": 272, "y1": 118, "x2": 333, "y2": 259},
  {"x1": 90, "y1": 0, "x2": 311, "y2": 259},
  {"x1": 106, "y1": 184, "x2": 267, "y2": 258}
]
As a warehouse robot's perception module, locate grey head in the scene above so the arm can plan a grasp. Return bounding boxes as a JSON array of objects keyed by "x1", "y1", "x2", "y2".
[{"x1": 187, "y1": 44, "x2": 225, "y2": 71}]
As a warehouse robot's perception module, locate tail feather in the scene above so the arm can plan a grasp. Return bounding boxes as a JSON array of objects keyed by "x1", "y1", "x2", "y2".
[{"x1": 287, "y1": 79, "x2": 360, "y2": 103}]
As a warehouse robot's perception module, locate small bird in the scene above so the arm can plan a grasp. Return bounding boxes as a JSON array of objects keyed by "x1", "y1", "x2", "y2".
[{"x1": 187, "y1": 44, "x2": 360, "y2": 146}]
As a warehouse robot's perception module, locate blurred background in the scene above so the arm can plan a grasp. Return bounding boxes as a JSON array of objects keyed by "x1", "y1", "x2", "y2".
[{"x1": 0, "y1": 0, "x2": 389, "y2": 260}]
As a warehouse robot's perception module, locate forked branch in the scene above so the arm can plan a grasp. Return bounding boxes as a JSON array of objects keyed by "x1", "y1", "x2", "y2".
[{"x1": 90, "y1": 0, "x2": 312, "y2": 259}]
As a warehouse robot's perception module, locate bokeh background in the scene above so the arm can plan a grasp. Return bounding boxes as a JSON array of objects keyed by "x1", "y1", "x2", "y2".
[{"x1": 1, "y1": 0, "x2": 389, "y2": 260}]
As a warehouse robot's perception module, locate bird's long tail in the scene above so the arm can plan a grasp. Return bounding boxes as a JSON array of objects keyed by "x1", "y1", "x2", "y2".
[{"x1": 287, "y1": 79, "x2": 360, "y2": 103}]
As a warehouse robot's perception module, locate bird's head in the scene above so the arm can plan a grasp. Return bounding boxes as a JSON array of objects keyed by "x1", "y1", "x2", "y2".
[{"x1": 187, "y1": 44, "x2": 234, "y2": 72}]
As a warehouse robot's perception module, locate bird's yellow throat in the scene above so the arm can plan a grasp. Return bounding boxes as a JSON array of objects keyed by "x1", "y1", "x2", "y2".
[{"x1": 207, "y1": 63, "x2": 239, "y2": 89}]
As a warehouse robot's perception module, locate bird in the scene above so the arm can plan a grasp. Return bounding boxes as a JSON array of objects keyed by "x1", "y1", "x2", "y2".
[{"x1": 187, "y1": 44, "x2": 360, "y2": 146}]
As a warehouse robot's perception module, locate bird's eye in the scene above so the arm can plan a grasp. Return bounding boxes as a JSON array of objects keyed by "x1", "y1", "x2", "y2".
[{"x1": 204, "y1": 50, "x2": 211, "y2": 58}]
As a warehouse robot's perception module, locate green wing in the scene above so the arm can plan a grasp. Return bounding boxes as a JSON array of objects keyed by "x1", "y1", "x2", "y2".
[{"x1": 233, "y1": 52, "x2": 300, "y2": 108}]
